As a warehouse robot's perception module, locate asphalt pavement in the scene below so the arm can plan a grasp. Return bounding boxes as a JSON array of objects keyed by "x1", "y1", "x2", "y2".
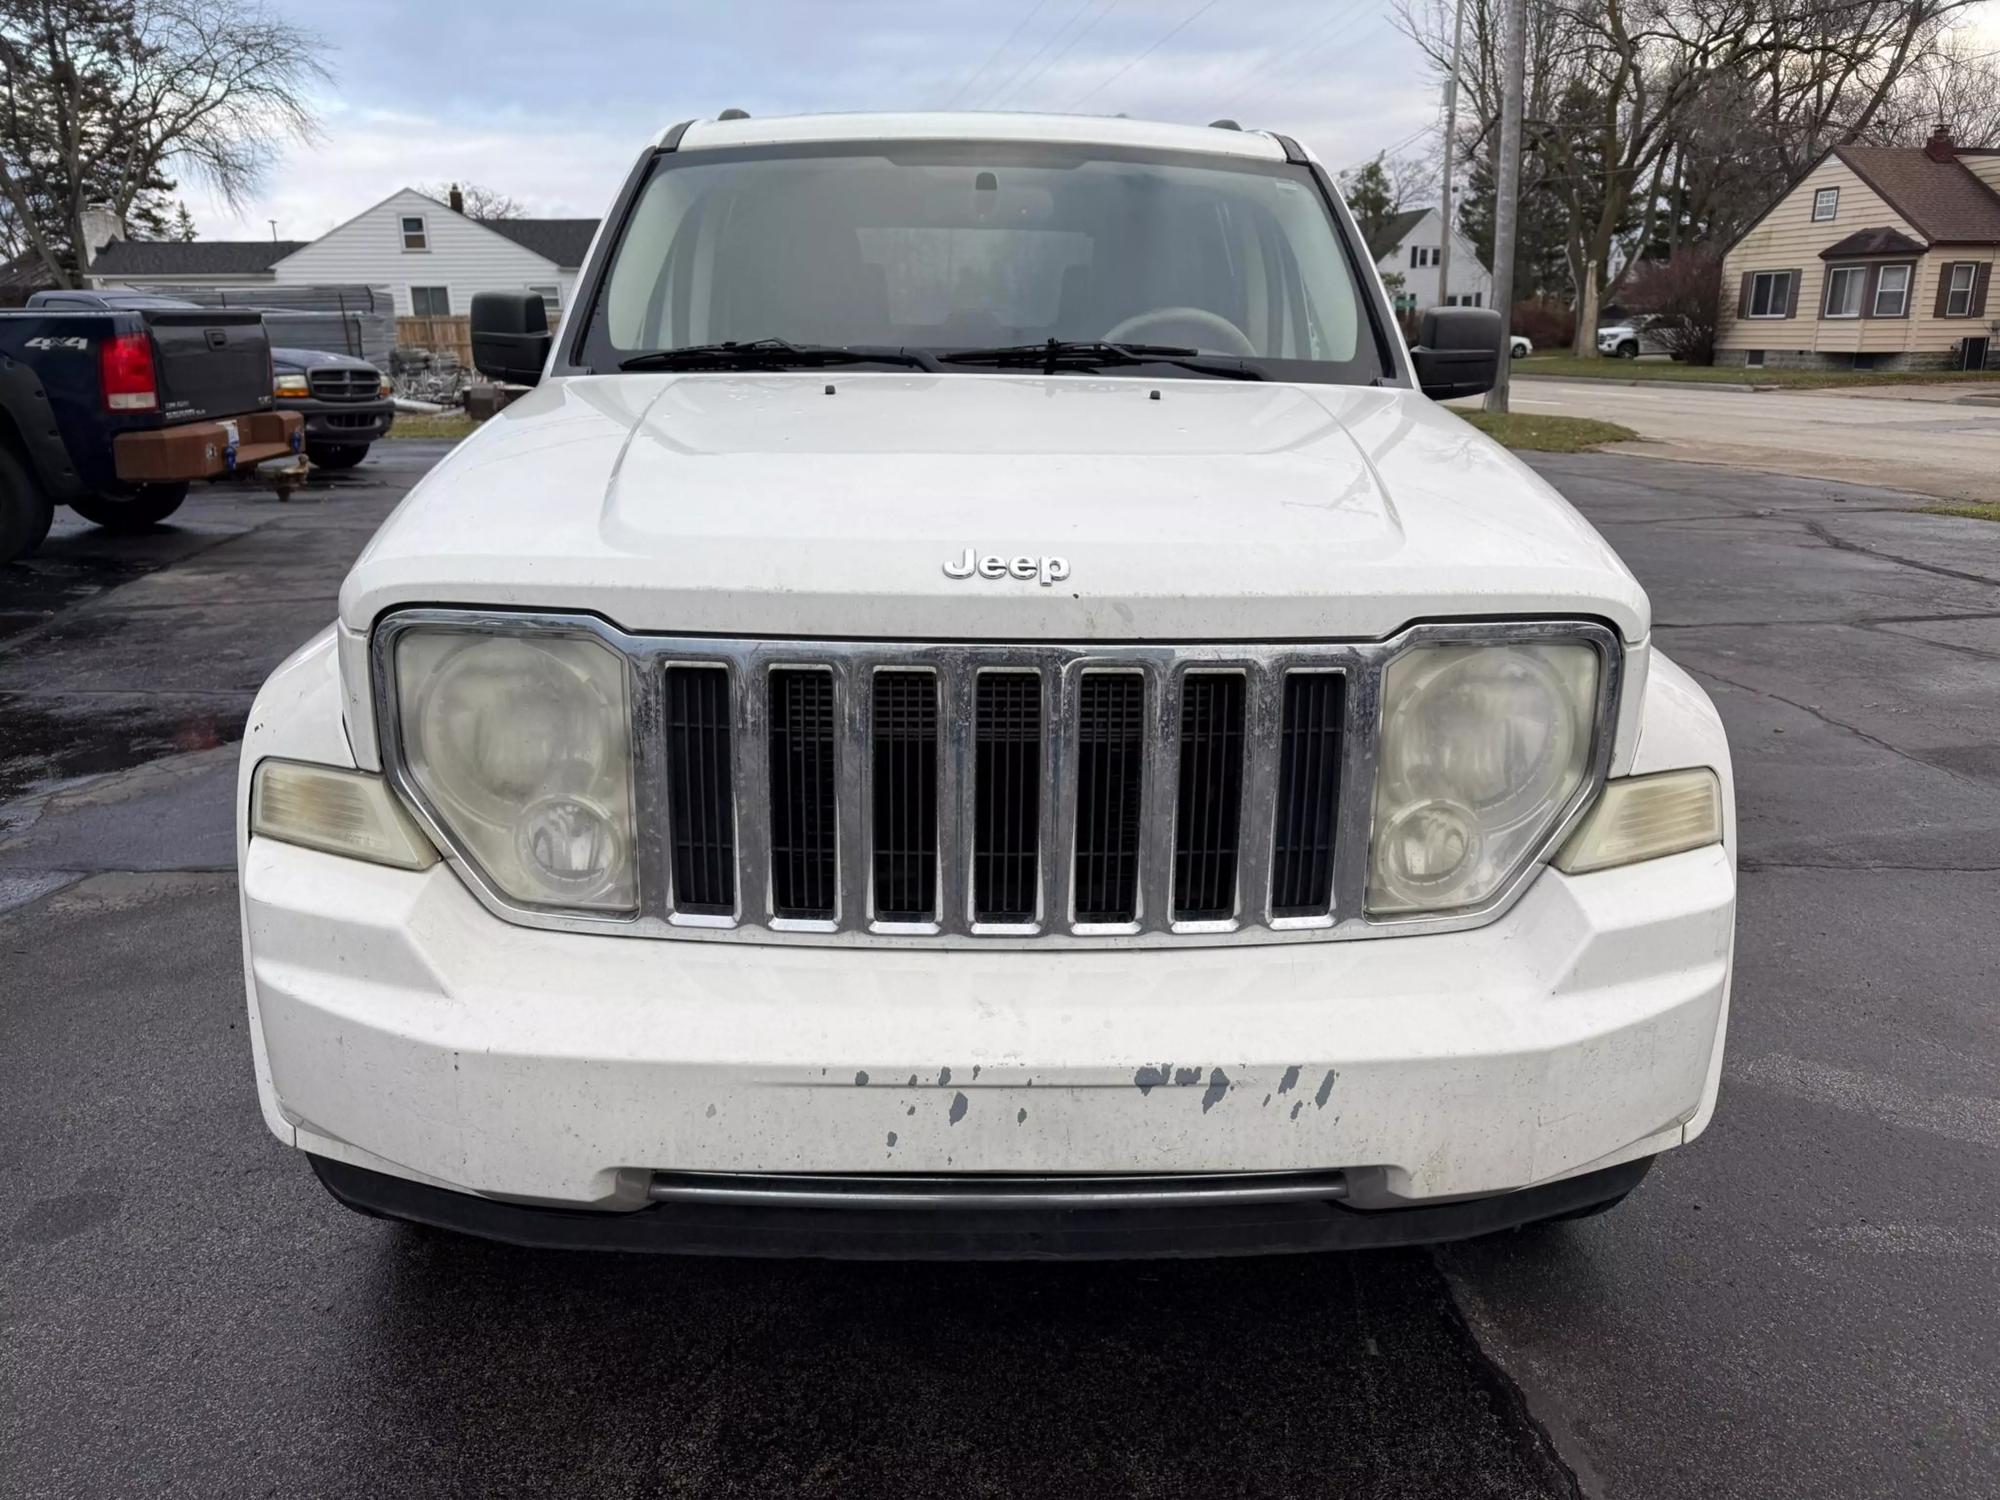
[{"x1": 3, "y1": 442, "x2": 1997, "y2": 1498}]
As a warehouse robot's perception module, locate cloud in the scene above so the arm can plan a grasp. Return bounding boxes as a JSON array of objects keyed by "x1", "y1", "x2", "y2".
[{"x1": 182, "y1": 0, "x2": 1440, "y2": 238}]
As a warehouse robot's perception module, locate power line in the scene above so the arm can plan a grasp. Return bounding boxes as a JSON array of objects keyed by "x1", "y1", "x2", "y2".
[
  {"x1": 1066, "y1": 0, "x2": 1225, "y2": 110},
  {"x1": 994, "y1": 0, "x2": 1123, "y2": 110},
  {"x1": 944, "y1": 0, "x2": 1055, "y2": 109},
  {"x1": 977, "y1": 0, "x2": 1098, "y2": 109},
  {"x1": 1209, "y1": 1, "x2": 1366, "y2": 107},
  {"x1": 1225, "y1": 2, "x2": 1383, "y2": 118}
]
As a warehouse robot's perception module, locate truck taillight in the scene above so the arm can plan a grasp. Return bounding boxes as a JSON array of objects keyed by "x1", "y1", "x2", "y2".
[{"x1": 100, "y1": 330, "x2": 159, "y2": 412}]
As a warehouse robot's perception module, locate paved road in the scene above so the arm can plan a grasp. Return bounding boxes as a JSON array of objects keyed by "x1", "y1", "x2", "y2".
[
  {"x1": 3, "y1": 446, "x2": 1997, "y2": 1498},
  {"x1": 1507, "y1": 375, "x2": 2000, "y2": 504}
]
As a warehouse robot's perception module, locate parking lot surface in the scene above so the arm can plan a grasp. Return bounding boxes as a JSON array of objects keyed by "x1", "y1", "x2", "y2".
[{"x1": 3, "y1": 444, "x2": 1997, "y2": 1498}]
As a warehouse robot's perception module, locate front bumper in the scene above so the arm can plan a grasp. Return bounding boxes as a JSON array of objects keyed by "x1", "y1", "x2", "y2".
[
  {"x1": 278, "y1": 396, "x2": 395, "y2": 444},
  {"x1": 243, "y1": 833, "x2": 1734, "y2": 1217}
]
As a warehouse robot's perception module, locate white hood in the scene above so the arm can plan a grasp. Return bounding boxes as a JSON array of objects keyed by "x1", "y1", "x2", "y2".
[{"x1": 341, "y1": 372, "x2": 1648, "y2": 643}]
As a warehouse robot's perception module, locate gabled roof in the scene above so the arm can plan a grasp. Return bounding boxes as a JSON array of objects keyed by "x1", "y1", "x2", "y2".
[
  {"x1": 89, "y1": 239, "x2": 307, "y2": 276},
  {"x1": 486, "y1": 218, "x2": 598, "y2": 268},
  {"x1": 1818, "y1": 226, "x2": 1926, "y2": 259},
  {"x1": 1833, "y1": 145, "x2": 2000, "y2": 243},
  {"x1": 1365, "y1": 208, "x2": 1429, "y2": 262}
]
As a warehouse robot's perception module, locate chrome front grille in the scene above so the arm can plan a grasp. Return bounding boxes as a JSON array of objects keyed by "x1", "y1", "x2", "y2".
[
  {"x1": 307, "y1": 367, "x2": 379, "y2": 401},
  {"x1": 373, "y1": 613, "x2": 1623, "y2": 949}
]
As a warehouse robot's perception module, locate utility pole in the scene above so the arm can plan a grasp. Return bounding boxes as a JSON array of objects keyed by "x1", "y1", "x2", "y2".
[
  {"x1": 1436, "y1": 0, "x2": 1466, "y2": 311},
  {"x1": 1483, "y1": 0, "x2": 1526, "y2": 414}
]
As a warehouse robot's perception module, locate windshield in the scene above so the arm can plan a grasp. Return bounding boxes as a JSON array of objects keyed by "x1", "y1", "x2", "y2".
[{"x1": 579, "y1": 142, "x2": 1387, "y2": 383}]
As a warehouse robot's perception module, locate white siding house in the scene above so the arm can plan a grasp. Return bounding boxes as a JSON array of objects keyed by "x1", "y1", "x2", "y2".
[
  {"x1": 1365, "y1": 208, "x2": 1493, "y2": 312},
  {"x1": 271, "y1": 190, "x2": 594, "y2": 320},
  {"x1": 89, "y1": 187, "x2": 599, "y2": 324}
]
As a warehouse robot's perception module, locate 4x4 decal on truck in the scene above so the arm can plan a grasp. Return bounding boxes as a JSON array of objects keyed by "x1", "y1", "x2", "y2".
[
  {"x1": 943, "y1": 548, "x2": 1072, "y2": 586},
  {"x1": 24, "y1": 335, "x2": 89, "y2": 351}
]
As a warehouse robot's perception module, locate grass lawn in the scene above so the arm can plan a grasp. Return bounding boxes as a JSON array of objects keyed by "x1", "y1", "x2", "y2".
[
  {"x1": 1456, "y1": 410, "x2": 1640, "y2": 453},
  {"x1": 1923, "y1": 501, "x2": 2000, "y2": 523},
  {"x1": 386, "y1": 412, "x2": 478, "y2": 440},
  {"x1": 1516, "y1": 353, "x2": 2000, "y2": 390}
]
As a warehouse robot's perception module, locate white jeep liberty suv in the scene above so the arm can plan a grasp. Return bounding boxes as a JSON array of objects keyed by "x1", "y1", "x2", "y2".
[{"x1": 237, "y1": 112, "x2": 1734, "y2": 1257}]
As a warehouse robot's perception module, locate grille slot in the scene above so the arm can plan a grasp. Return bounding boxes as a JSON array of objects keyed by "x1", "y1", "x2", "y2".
[
  {"x1": 973, "y1": 672, "x2": 1042, "y2": 923},
  {"x1": 1073, "y1": 673, "x2": 1145, "y2": 923},
  {"x1": 1270, "y1": 673, "x2": 1345, "y2": 916},
  {"x1": 871, "y1": 671, "x2": 938, "y2": 921},
  {"x1": 664, "y1": 665, "x2": 736, "y2": 913},
  {"x1": 767, "y1": 669, "x2": 837, "y2": 919},
  {"x1": 1173, "y1": 674, "x2": 1246, "y2": 921}
]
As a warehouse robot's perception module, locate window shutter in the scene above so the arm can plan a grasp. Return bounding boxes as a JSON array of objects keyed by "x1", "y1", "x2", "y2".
[
  {"x1": 1933, "y1": 262, "x2": 1957, "y2": 319},
  {"x1": 1972, "y1": 262, "x2": 1992, "y2": 319},
  {"x1": 1784, "y1": 269, "x2": 1802, "y2": 318},
  {"x1": 1737, "y1": 273, "x2": 1753, "y2": 319}
]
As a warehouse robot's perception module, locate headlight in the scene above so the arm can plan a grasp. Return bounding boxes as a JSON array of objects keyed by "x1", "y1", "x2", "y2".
[
  {"x1": 392, "y1": 628, "x2": 637, "y2": 911},
  {"x1": 378, "y1": 373, "x2": 394, "y2": 397},
  {"x1": 274, "y1": 370, "x2": 309, "y2": 397},
  {"x1": 1368, "y1": 642, "x2": 1600, "y2": 915}
]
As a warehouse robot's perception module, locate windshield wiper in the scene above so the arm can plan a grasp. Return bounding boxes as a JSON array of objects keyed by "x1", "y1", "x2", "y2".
[
  {"x1": 938, "y1": 338, "x2": 1265, "y2": 380},
  {"x1": 620, "y1": 339, "x2": 937, "y2": 372}
]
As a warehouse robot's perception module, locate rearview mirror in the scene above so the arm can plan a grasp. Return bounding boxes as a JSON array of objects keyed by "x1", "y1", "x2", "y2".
[
  {"x1": 470, "y1": 292, "x2": 551, "y2": 386},
  {"x1": 1411, "y1": 307, "x2": 1502, "y2": 401}
]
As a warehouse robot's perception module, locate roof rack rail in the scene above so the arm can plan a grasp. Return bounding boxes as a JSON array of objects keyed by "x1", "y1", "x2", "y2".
[
  {"x1": 718, "y1": 108, "x2": 750, "y2": 121},
  {"x1": 1209, "y1": 118, "x2": 1242, "y2": 130}
]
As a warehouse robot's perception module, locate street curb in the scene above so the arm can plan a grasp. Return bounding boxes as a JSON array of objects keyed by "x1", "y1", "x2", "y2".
[{"x1": 1512, "y1": 372, "x2": 1770, "y2": 393}]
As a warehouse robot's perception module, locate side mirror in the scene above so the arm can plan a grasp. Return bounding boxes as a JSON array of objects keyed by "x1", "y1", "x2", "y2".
[
  {"x1": 1411, "y1": 306, "x2": 1502, "y2": 400},
  {"x1": 470, "y1": 292, "x2": 551, "y2": 386}
]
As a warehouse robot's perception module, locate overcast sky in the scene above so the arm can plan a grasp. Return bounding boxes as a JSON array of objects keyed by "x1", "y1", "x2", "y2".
[{"x1": 189, "y1": 0, "x2": 1449, "y2": 240}]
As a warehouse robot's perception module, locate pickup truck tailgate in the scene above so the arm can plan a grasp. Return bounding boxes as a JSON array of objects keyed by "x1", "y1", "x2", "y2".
[{"x1": 142, "y1": 309, "x2": 274, "y2": 423}]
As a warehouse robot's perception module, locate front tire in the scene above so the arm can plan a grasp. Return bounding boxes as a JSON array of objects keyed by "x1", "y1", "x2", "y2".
[
  {"x1": 1617, "y1": 341, "x2": 1640, "y2": 359},
  {"x1": 68, "y1": 482, "x2": 190, "y2": 532},
  {"x1": 0, "y1": 444, "x2": 56, "y2": 563},
  {"x1": 307, "y1": 443, "x2": 369, "y2": 470}
]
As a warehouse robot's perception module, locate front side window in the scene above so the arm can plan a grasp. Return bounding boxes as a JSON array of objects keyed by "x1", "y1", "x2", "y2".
[
  {"x1": 401, "y1": 215, "x2": 428, "y2": 251},
  {"x1": 582, "y1": 141, "x2": 1386, "y2": 384},
  {"x1": 1823, "y1": 265, "x2": 1866, "y2": 319},
  {"x1": 1873, "y1": 263, "x2": 1911, "y2": 317},
  {"x1": 410, "y1": 285, "x2": 450, "y2": 316},
  {"x1": 1812, "y1": 187, "x2": 1838, "y2": 222},
  {"x1": 1945, "y1": 262, "x2": 1976, "y2": 317},
  {"x1": 1748, "y1": 270, "x2": 1793, "y2": 318}
]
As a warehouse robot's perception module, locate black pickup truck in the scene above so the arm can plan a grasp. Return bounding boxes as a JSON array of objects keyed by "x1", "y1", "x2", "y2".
[
  {"x1": 0, "y1": 304, "x2": 304, "y2": 563},
  {"x1": 28, "y1": 291, "x2": 396, "y2": 469}
]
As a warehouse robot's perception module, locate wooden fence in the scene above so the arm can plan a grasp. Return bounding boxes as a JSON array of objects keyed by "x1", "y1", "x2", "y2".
[{"x1": 395, "y1": 314, "x2": 473, "y2": 365}]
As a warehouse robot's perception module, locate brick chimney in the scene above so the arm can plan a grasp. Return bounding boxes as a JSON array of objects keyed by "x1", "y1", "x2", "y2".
[
  {"x1": 448, "y1": 182, "x2": 465, "y2": 213},
  {"x1": 1924, "y1": 124, "x2": 1955, "y2": 163}
]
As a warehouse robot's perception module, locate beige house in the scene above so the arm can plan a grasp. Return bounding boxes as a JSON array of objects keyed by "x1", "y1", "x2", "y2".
[{"x1": 1716, "y1": 129, "x2": 1997, "y2": 372}]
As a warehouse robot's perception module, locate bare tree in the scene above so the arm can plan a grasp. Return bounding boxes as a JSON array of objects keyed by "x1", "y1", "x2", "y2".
[
  {"x1": 1395, "y1": 0, "x2": 1993, "y2": 353},
  {"x1": 421, "y1": 181, "x2": 526, "y2": 221},
  {"x1": 0, "y1": 0, "x2": 326, "y2": 287}
]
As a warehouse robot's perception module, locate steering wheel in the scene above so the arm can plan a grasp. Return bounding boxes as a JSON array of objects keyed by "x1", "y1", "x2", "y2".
[{"x1": 1102, "y1": 306, "x2": 1258, "y2": 357}]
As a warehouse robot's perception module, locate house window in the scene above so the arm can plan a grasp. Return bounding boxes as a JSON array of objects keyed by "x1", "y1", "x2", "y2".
[
  {"x1": 1746, "y1": 350, "x2": 1766, "y2": 367},
  {"x1": 1747, "y1": 270, "x2": 1793, "y2": 318},
  {"x1": 1944, "y1": 262, "x2": 1976, "y2": 317},
  {"x1": 1812, "y1": 187, "x2": 1838, "y2": 222},
  {"x1": 1408, "y1": 245, "x2": 1438, "y2": 268},
  {"x1": 1872, "y1": 263, "x2": 1911, "y2": 317},
  {"x1": 1823, "y1": 265, "x2": 1866, "y2": 319},
  {"x1": 400, "y1": 215, "x2": 428, "y2": 251},
  {"x1": 527, "y1": 284, "x2": 562, "y2": 319},
  {"x1": 410, "y1": 286, "x2": 450, "y2": 316}
]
